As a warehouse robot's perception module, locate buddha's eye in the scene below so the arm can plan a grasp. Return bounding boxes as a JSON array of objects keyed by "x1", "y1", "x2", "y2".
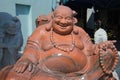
[
  {"x1": 55, "y1": 15, "x2": 62, "y2": 19},
  {"x1": 66, "y1": 17, "x2": 72, "y2": 20}
]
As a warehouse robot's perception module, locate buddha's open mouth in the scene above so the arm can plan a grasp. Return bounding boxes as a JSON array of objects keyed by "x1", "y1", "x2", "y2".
[
  {"x1": 57, "y1": 23, "x2": 69, "y2": 28},
  {"x1": 60, "y1": 26, "x2": 67, "y2": 29}
]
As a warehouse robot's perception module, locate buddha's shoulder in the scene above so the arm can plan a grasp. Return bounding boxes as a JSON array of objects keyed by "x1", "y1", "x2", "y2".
[
  {"x1": 34, "y1": 24, "x2": 50, "y2": 34},
  {"x1": 29, "y1": 24, "x2": 50, "y2": 39},
  {"x1": 74, "y1": 26, "x2": 86, "y2": 34}
]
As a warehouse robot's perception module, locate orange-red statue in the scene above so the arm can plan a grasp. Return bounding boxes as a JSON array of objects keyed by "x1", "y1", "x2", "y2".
[
  {"x1": 35, "y1": 14, "x2": 51, "y2": 27},
  {"x1": 0, "y1": 5, "x2": 119, "y2": 80}
]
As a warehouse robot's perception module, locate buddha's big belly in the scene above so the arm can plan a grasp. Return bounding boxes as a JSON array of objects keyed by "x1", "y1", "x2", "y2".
[{"x1": 39, "y1": 48, "x2": 88, "y2": 73}]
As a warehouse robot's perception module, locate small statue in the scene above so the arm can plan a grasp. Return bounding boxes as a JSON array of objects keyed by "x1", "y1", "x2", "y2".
[
  {"x1": 35, "y1": 15, "x2": 50, "y2": 27},
  {"x1": 94, "y1": 19, "x2": 108, "y2": 44},
  {"x1": 0, "y1": 12, "x2": 23, "y2": 70},
  {"x1": 94, "y1": 27, "x2": 108, "y2": 44},
  {"x1": 0, "y1": 6, "x2": 119, "y2": 80}
]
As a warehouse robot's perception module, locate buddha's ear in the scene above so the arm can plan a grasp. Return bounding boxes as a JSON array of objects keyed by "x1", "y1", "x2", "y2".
[
  {"x1": 48, "y1": 12, "x2": 54, "y2": 19},
  {"x1": 72, "y1": 10, "x2": 78, "y2": 24},
  {"x1": 73, "y1": 17, "x2": 78, "y2": 24},
  {"x1": 72, "y1": 10, "x2": 77, "y2": 16}
]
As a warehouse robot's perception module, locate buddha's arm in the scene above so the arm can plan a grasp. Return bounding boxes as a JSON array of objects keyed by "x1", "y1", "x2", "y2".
[
  {"x1": 18, "y1": 27, "x2": 43, "y2": 65},
  {"x1": 78, "y1": 27, "x2": 95, "y2": 56},
  {"x1": 12, "y1": 28, "x2": 43, "y2": 73},
  {"x1": 12, "y1": 39, "x2": 40, "y2": 73},
  {"x1": 19, "y1": 39, "x2": 40, "y2": 64}
]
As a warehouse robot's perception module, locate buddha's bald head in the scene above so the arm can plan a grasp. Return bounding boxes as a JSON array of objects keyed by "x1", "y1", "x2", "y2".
[{"x1": 53, "y1": 5, "x2": 74, "y2": 17}]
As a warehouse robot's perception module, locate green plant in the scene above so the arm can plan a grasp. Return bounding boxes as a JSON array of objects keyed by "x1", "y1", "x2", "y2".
[{"x1": 107, "y1": 30, "x2": 116, "y2": 40}]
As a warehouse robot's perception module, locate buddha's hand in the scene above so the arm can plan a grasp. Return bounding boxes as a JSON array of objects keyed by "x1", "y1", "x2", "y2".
[
  {"x1": 12, "y1": 59, "x2": 35, "y2": 73},
  {"x1": 94, "y1": 40, "x2": 117, "y2": 55},
  {"x1": 98, "y1": 40, "x2": 117, "y2": 53},
  {"x1": 99, "y1": 40, "x2": 116, "y2": 49}
]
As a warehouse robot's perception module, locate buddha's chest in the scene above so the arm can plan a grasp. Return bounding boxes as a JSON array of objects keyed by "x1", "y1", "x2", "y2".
[{"x1": 41, "y1": 34, "x2": 84, "y2": 52}]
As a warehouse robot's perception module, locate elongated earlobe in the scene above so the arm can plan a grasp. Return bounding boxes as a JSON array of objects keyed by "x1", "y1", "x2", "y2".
[
  {"x1": 45, "y1": 21, "x2": 52, "y2": 31},
  {"x1": 72, "y1": 10, "x2": 78, "y2": 24},
  {"x1": 73, "y1": 18, "x2": 78, "y2": 24},
  {"x1": 45, "y1": 25, "x2": 51, "y2": 31},
  {"x1": 73, "y1": 27, "x2": 79, "y2": 35}
]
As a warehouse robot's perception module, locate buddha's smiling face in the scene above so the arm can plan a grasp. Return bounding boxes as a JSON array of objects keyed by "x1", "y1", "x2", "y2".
[{"x1": 52, "y1": 6, "x2": 74, "y2": 35}]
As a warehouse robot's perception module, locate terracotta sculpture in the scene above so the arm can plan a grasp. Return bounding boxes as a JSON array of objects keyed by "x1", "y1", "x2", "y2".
[
  {"x1": 0, "y1": 6, "x2": 119, "y2": 80},
  {"x1": 35, "y1": 15, "x2": 51, "y2": 27},
  {"x1": 0, "y1": 12, "x2": 23, "y2": 70}
]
